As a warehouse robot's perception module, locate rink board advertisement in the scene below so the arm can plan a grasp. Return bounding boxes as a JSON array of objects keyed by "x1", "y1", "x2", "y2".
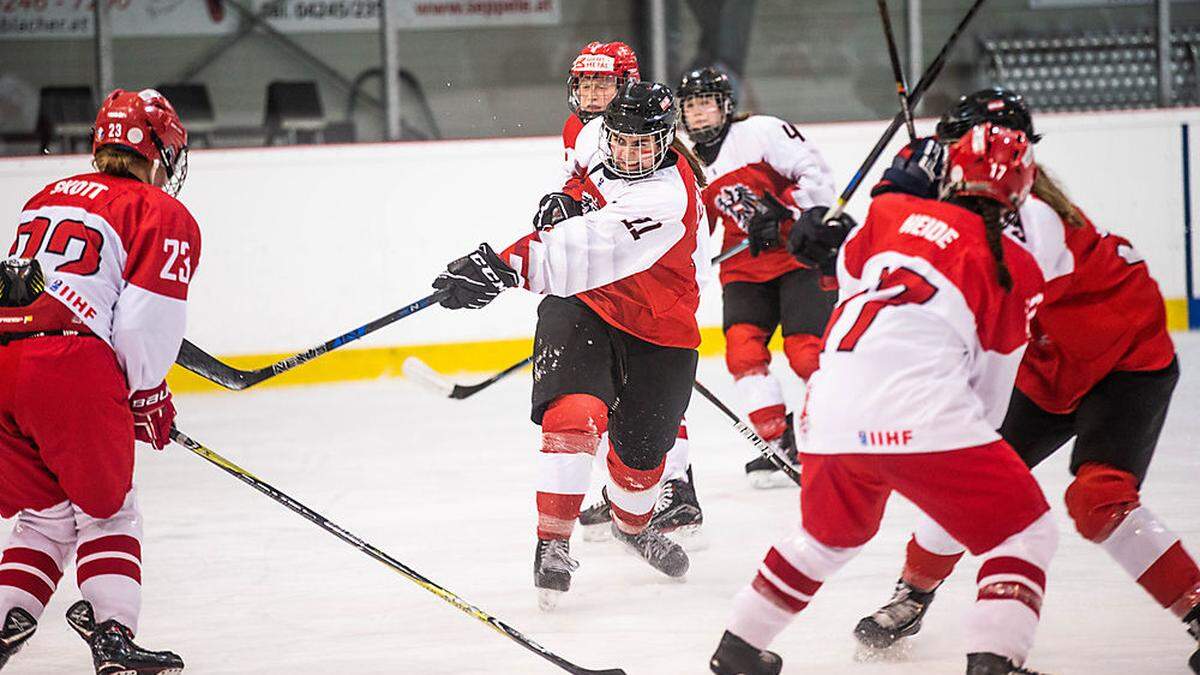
[
  {"x1": 0, "y1": 0, "x2": 559, "y2": 39},
  {"x1": 0, "y1": 108, "x2": 1196, "y2": 390}
]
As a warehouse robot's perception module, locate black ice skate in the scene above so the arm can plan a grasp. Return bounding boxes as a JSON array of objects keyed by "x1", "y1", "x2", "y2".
[
  {"x1": 534, "y1": 538, "x2": 578, "y2": 611},
  {"x1": 578, "y1": 491, "x2": 613, "y2": 542},
  {"x1": 610, "y1": 522, "x2": 689, "y2": 577},
  {"x1": 709, "y1": 630, "x2": 782, "y2": 675},
  {"x1": 744, "y1": 415, "x2": 799, "y2": 490},
  {"x1": 1185, "y1": 604, "x2": 1199, "y2": 674},
  {"x1": 854, "y1": 578, "x2": 938, "y2": 651},
  {"x1": 965, "y1": 652, "x2": 1048, "y2": 675},
  {"x1": 0, "y1": 607, "x2": 36, "y2": 670},
  {"x1": 65, "y1": 600, "x2": 184, "y2": 675},
  {"x1": 649, "y1": 467, "x2": 705, "y2": 548}
]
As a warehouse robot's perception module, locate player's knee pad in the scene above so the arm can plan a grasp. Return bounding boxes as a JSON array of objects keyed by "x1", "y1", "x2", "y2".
[
  {"x1": 783, "y1": 334, "x2": 821, "y2": 380},
  {"x1": 1065, "y1": 462, "x2": 1141, "y2": 543},
  {"x1": 724, "y1": 323, "x2": 772, "y2": 378},
  {"x1": 542, "y1": 394, "x2": 608, "y2": 455}
]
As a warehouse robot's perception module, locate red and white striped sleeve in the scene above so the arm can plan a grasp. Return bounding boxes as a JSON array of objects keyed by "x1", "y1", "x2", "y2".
[
  {"x1": 502, "y1": 172, "x2": 687, "y2": 297},
  {"x1": 109, "y1": 194, "x2": 201, "y2": 392}
]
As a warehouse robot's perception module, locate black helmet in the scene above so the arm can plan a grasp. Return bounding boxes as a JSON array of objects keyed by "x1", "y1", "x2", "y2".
[
  {"x1": 936, "y1": 86, "x2": 1041, "y2": 143},
  {"x1": 601, "y1": 81, "x2": 678, "y2": 179},
  {"x1": 677, "y1": 66, "x2": 735, "y2": 143}
]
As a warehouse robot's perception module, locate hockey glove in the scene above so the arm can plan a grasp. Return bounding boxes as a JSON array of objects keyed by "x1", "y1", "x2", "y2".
[
  {"x1": 533, "y1": 192, "x2": 583, "y2": 232},
  {"x1": 870, "y1": 137, "x2": 945, "y2": 200},
  {"x1": 433, "y1": 243, "x2": 520, "y2": 310},
  {"x1": 746, "y1": 191, "x2": 791, "y2": 257},
  {"x1": 789, "y1": 206, "x2": 856, "y2": 277},
  {"x1": 130, "y1": 382, "x2": 175, "y2": 451}
]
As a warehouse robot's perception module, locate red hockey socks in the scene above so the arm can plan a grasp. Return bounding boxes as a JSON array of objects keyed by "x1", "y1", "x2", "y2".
[{"x1": 535, "y1": 394, "x2": 607, "y2": 540}]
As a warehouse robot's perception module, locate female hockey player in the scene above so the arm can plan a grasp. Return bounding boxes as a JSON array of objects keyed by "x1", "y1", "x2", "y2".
[
  {"x1": 558, "y1": 41, "x2": 704, "y2": 543},
  {"x1": 847, "y1": 87, "x2": 1200, "y2": 675},
  {"x1": 676, "y1": 65, "x2": 837, "y2": 488},
  {"x1": 432, "y1": 81, "x2": 709, "y2": 609},
  {"x1": 709, "y1": 124, "x2": 1056, "y2": 675},
  {"x1": 0, "y1": 89, "x2": 199, "y2": 674}
]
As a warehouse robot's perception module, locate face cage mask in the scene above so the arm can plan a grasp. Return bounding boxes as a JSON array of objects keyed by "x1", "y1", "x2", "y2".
[
  {"x1": 601, "y1": 124, "x2": 675, "y2": 180},
  {"x1": 567, "y1": 75, "x2": 626, "y2": 122},
  {"x1": 680, "y1": 93, "x2": 730, "y2": 144},
  {"x1": 150, "y1": 128, "x2": 188, "y2": 198}
]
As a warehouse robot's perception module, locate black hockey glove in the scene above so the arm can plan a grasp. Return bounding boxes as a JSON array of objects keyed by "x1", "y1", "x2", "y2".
[
  {"x1": 788, "y1": 206, "x2": 856, "y2": 277},
  {"x1": 533, "y1": 192, "x2": 583, "y2": 231},
  {"x1": 746, "y1": 191, "x2": 791, "y2": 257},
  {"x1": 870, "y1": 137, "x2": 945, "y2": 200},
  {"x1": 432, "y1": 243, "x2": 520, "y2": 310}
]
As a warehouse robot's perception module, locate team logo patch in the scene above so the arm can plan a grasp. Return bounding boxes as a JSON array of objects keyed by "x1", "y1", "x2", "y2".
[
  {"x1": 714, "y1": 184, "x2": 758, "y2": 232},
  {"x1": 572, "y1": 54, "x2": 616, "y2": 72},
  {"x1": 127, "y1": 127, "x2": 144, "y2": 144}
]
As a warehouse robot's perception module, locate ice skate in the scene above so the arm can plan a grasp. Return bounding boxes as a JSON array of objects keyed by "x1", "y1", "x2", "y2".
[
  {"x1": 0, "y1": 607, "x2": 36, "y2": 670},
  {"x1": 854, "y1": 579, "x2": 938, "y2": 651},
  {"x1": 649, "y1": 467, "x2": 705, "y2": 549},
  {"x1": 965, "y1": 652, "x2": 1048, "y2": 674},
  {"x1": 611, "y1": 522, "x2": 689, "y2": 577},
  {"x1": 66, "y1": 600, "x2": 184, "y2": 675},
  {"x1": 534, "y1": 538, "x2": 578, "y2": 611},
  {"x1": 1185, "y1": 605, "x2": 1199, "y2": 673},
  {"x1": 709, "y1": 630, "x2": 782, "y2": 675},
  {"x1": 745, "y1": 417, "x2": 799, "y2": 489},
  {"x1": 578, "y1": 493, "x2": 613, "y2": 542}
]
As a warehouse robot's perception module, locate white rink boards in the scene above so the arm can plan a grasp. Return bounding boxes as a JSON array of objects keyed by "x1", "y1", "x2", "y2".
[{"x1": 4, "y1": 336, "x2": 1200, "y2": 674}]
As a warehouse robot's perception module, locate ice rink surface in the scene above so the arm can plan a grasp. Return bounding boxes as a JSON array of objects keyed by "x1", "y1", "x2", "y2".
[{"x1": 6, "y1": 334, "x2": 1200, "y2": 674}]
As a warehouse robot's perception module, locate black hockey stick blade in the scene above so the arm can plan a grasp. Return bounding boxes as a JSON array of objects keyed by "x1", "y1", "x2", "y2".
[
  {"x1": 827, "y1": 0, "x2": 987, "y2": 220},
  {"x1": 168, "y1": 427, "x2": 626, "y2": 675},
  {"x1": 176, "y1": 290, "x2": 449, "y2": 391},
  {"x1": 403, "y1": 354, "x2": 533, "y2": 400},
  {"x1": 692, "y1": 380, "x2": 802, "y2": 486}
]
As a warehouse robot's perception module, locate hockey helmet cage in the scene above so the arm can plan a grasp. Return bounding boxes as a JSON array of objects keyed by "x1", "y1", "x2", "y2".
[
  {"x1": 567, "y1": 41, "x2": 641, "y2": 123},
  {"x1": 93, "y1": 89, "x2": 189, "y2": 196},
  {"x1": 941, "y1": 123, "x2": 1036, "y2": 209},
  {"x1": 601, "y1": 81, "x2": 677, "y2": 180},
  {"x1": 937, "y1": 86, "x2": 1040, "y2": 144},
  {"x1": 677, "y1": 66, "x2": 735, "y2": 143}
]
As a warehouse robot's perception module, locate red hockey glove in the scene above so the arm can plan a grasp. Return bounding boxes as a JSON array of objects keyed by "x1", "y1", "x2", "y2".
[{"x1": 130, "y1": 382, "x2": 175, "y2": 450}]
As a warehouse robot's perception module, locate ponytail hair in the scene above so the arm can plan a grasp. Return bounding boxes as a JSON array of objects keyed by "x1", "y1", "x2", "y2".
[
  {"x1": 952, "y1": 196, "x2": 1013, "y2": 292},
  {"x1": 93, "y1": 146, "x2": 147, "y2": 181},
  {"x1": 1032, "y1": 163, "x2": 1085, "y2": 228},
  {"x1": 672, "y1": 137, "x2": 708, "y2": 188}
]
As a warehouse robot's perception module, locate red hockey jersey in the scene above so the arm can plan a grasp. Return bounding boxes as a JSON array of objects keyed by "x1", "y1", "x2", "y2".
[
  {"x1": 802, "y1": 193, "x2": 1044, "y2": 455},
  {"x1": 698, "y1": 115, "x2": 835, "y2": 285},
  {"x1": 7, "y1": 172, "x2": 201, "y2": 392},
  {"x1": 1015, "y1": 200, "x2": 1174, "y2": 414},
  {"x1": 503, "y1": 151, "x2": 708, "y2": 349}
]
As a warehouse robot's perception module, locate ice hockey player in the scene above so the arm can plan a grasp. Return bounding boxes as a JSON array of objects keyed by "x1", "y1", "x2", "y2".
[
  {"x1": 710, "y1": 124, "x2": 1057, "y2": 675},
  {"x1": 558, "y1": 40, "x2": 704, "y2": 544},
  {"x1": 844, "y1": 87, "x2": 1200, "y2": 675},
  {"x1": 676, "y1": 65, "x2": 836, "y2": 488},
  {"x1": 0, "y1": 89, "x2": 198, "y2": 674},
  {"x1": 431, "y1": 81, "x2": 708, "y2": 609}
]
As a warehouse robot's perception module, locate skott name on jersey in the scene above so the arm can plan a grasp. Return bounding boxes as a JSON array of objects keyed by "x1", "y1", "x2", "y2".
[
  {"x1": 898, "y1": 214, "x2": 959, "y2": 249},
  {"x1": 49, "y1": 180, "x2": 109, "y2": 200}
]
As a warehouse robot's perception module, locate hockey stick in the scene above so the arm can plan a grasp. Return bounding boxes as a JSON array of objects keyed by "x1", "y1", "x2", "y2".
[
  {"x1": 877, "y1": 0, "x2": 917, "y2": 142},
  {"x1": 403, "y1": 354, "x2": 533, "y2": 399},
  {"x1": 176, "y1": 290, "x2": 450, "y2": 391},
  {"x1": 825, "y1": 0, "x2": 987, "y2": 221},
  {"x1": 691, "y1": 380, "x2": 802, "y2": 486},
  {"x1": 168, "y1": 427, "x2": 626, "y2": 675}
]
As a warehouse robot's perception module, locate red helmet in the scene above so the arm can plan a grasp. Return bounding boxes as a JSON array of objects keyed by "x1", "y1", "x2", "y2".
[
  {"x1": 567, "y1": 41, "x2": 641, "y2": 122},
  {"x1": 941, "y1": 123, "x2": 1035, "y2": 208},
  {"x1": 93, "y1": 89, "x2": 189, "y2": 196}
]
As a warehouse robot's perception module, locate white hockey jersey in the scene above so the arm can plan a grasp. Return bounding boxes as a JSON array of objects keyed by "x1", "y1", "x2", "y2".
[
  {"x1": 8, "y1": 172, "x2": 201, "y2": 392},
  {"x1": 800, "y1": 192, "x2": 1045, "y2": 455},
  {"x1": 505, "y1": 150, "x2": 709, "y2": 348}
]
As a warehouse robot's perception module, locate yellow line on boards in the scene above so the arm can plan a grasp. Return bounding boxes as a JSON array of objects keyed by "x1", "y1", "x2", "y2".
[{"x1": 170, "y1": 299, "x2": 1190, "y2": 394}]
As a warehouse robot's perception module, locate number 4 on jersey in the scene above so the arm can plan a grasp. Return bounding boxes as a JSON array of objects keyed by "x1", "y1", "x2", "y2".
[{"x1": 827, "y1": 267, "x2": 937, "y2": 352}]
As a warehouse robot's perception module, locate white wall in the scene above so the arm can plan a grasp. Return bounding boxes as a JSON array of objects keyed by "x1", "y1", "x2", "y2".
[{"x1": 2, "y1": 107, "x2": 1197, "y2": 356}]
